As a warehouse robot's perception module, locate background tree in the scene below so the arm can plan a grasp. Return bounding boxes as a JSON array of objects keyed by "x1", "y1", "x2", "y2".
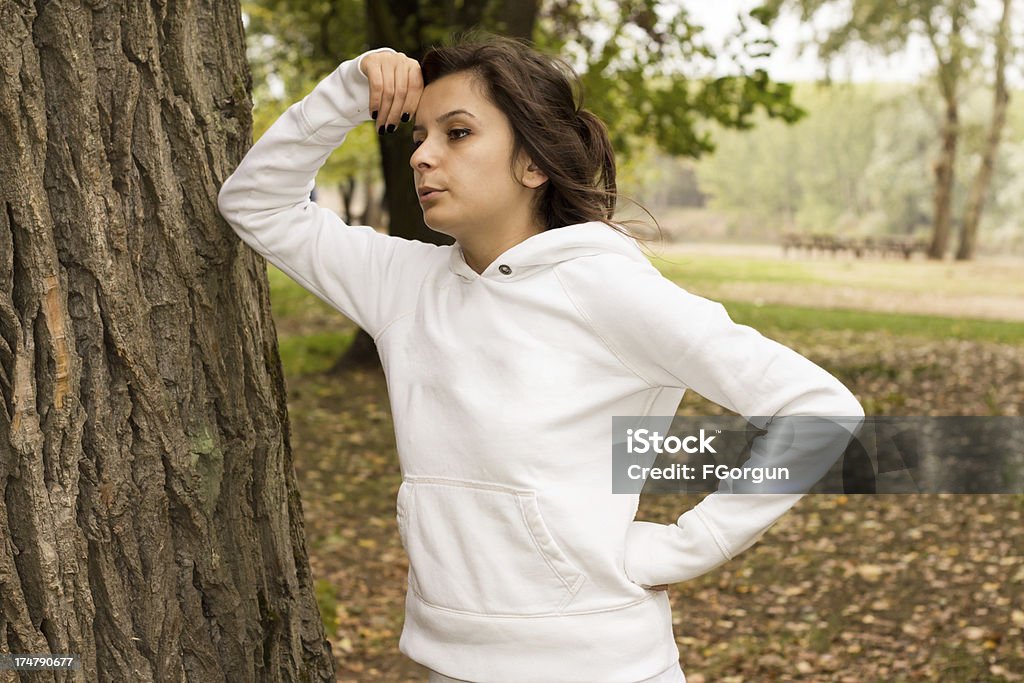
[
  {"x1": 1, "y1": 1, "x2": 334, "y2": 680},
  {"x1": 957, "y1": 0, "x2": 1013, "y2": 259},
  {"x1": 754, "y1": 0, "x2": 1018, "y2": 260},
  {"x1": 242, "y1": 0, "x2": 807, "y2": 367}
]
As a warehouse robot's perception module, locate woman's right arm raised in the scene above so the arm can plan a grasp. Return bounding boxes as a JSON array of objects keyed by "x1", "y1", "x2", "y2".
[{"x1": 217, "y1": 48, "x2": 437, "y2": 340}]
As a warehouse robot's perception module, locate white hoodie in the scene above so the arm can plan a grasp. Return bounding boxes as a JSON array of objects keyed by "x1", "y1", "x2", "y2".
[{"x1": 218, "y1": 48, "x2": 865, "y2": 683}]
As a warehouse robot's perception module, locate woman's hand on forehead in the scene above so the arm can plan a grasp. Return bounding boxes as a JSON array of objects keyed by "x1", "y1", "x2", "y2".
[{"x1": 360, "y1": 50, "x2": 423, "y2": 135}]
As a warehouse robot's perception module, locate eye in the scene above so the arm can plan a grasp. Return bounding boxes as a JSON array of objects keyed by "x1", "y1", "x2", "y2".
[{"x1": 412, "y1": 128, "x2": 471, "y2": 149}]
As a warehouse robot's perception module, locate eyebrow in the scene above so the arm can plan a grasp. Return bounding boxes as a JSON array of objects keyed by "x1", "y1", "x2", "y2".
[{"x1": 411, "y1": 109, "x2": 478, "y2": 133}]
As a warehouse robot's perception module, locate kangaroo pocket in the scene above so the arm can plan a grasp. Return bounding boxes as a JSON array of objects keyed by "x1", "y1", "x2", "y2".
[{"x1": 396, "y1": 476, "x2": 586, "y2": 616}]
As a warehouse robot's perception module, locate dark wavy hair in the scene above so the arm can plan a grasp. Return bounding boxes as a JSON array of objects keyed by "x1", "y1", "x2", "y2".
[{"x1": 419, "y1": 28, "x2": 662, "y2": 244}]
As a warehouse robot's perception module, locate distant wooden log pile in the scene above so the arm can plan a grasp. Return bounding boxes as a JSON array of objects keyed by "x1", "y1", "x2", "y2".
[{"x1": 781, "y1": 233, "x2": 929, "y2": 259}]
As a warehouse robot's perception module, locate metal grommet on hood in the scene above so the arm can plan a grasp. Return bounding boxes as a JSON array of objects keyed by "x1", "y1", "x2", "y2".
[{"x1": 498, "y1": 264, "x2": 512, "y2": 275}]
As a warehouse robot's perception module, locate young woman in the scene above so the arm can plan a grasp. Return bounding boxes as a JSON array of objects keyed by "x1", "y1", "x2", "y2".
[{"x1": 218, "y1": 30, "x2": 863, "y2": 683}]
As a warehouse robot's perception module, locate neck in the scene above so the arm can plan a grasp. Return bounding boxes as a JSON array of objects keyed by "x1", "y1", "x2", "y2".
[{"x1": 459, "y1": 223, "x2": 545, "y2": 274}]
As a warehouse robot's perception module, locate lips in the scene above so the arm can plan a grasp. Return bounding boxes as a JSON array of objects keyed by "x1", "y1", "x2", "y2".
[{"x1": 418, "y1": 189, "x2": 445, "y2": 203}]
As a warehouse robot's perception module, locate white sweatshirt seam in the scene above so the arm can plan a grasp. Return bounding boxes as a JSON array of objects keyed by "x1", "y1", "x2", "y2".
[
  {"x1": 516, "y1": 499, "x2": 579, "y2": 593},
  {"x1": 295, "y1": 103, "x2": 319, "y2": 140},
  {"x1": 374, "y1": 276, "x2": 451, "y2": 344},
  {"x1": 292, "y1": 94, "x2": 350, "y2": 145},
  {"x1": 409, "y1": 587, "x2": 659, "y2": 619},
  {"x1": 553, "y1": 263, "x2": 658, "y2": 389},
  {"x1": 693, "y1": 504, "x2": 734, "y2": 561},
  {"x1": 373, "y1": 308, "x2": 414, "y2": 344}
]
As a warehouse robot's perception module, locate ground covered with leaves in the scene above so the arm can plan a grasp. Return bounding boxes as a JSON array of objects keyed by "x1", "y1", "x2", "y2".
[{"x1": 283, "y1": 328, "x2": 1023, "y2": 682}]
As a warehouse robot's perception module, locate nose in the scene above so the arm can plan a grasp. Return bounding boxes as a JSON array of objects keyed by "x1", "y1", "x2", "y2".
[{"x1": 409, "y1": 138, "x2": 435, "y2": 172}]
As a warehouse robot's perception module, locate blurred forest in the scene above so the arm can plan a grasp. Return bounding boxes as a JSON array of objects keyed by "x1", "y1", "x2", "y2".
[{"x1": 632, "y1": 81, "x2": 1024, "y2": 254}]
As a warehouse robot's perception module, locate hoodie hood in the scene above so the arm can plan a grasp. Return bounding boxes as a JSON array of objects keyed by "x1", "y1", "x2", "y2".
[{"x1": 447, "y1": 221, "x2": 649, "y2": 282}]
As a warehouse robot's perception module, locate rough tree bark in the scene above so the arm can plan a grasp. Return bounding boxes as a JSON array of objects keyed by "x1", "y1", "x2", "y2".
[{"x1": 1, "y1": 1, "x2": 333, "y2": 681}]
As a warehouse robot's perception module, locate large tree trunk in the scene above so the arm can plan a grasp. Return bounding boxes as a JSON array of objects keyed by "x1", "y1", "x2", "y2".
[
  {"x1": 493, "y1": 0, "x2": 541, "y2": 37},
  {"x1": 956, "y1": 0, "x2": 1012, "y2": 261},
  {"x1": 0, "y1": 2, "x2": 333, "y2": 681}
]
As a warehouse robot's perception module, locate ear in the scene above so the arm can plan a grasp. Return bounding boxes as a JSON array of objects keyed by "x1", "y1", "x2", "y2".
[{"x1": 521, "y1": 159, "x2": 549, "y2": 189}]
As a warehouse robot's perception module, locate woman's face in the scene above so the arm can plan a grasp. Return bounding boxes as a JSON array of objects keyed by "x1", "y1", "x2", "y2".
[{"x1": 410, "y1": 72, "x2": 546, "y2": 243}]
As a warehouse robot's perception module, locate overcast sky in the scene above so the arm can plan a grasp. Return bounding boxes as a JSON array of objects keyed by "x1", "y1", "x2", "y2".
[
  {"x1": 681, "y1": 0, "x2": 932, "y2": 83},
  {"x1": 678, "y1": 0, "x2": 1020, "y2": 85}
]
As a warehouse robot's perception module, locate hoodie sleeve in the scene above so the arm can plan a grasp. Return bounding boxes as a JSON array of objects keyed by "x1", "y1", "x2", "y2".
[
  {"x1": 217, "y1": 47, "x2": 441, "y2": 339},
  {"x1": 554, "y1": 251, "x2": 864, "y2": 587}
]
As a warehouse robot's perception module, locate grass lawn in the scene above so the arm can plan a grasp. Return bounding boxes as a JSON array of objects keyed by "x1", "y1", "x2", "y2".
[
  {"x1": 720, "y1": 300, "x2": 1024, "y2": 345},
  {"x1": 268, "y1": 252, "x2": 1024, "y2": 378},
  {"x1": 648, "y1": 247, "x2": 1024, "y2": 299},
  {"x1": 648, "y1": 246, "x2": 1024, "y2": 325}
]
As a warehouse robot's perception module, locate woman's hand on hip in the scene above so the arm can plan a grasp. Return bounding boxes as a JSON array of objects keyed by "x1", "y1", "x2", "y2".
[{"x1": 360, "y1": 49, "x2": 423, "y2": 133}]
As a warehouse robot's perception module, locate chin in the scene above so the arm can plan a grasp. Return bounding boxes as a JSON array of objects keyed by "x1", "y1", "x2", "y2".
[
  {"x1": 421, "y1": 216, "x2": 461, "y2": 241},
  {"x1": 428, "y1": 227, "x2": 457, "y2": 240}
]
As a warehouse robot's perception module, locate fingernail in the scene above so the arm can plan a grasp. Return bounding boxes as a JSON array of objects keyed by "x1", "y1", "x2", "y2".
[
  {"x1": 401, "y1": 112, "x2": 410, "y2": 122},
  {"x1": 386, "y1": 124, "x2": 396, "y2": 133},
  {"x1": 372, "y1": 110, "x2": 378, "y2": 120},
  {"x1": 378, "y1": 125, "x2": 385, "y2": 135}
]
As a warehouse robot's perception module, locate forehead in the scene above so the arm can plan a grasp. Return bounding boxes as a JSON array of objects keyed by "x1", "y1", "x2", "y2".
[{"x1": 413, "y1": 72, "x2": 496, "y2": 130}]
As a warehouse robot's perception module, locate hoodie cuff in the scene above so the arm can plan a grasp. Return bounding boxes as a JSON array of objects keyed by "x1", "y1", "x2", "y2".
[
  {"x1": 624, "y1": 513, "x2": 731, "y2": 588},
  {"x1": 298, "y1": 46, "x2": 399, "y2": 142}
]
